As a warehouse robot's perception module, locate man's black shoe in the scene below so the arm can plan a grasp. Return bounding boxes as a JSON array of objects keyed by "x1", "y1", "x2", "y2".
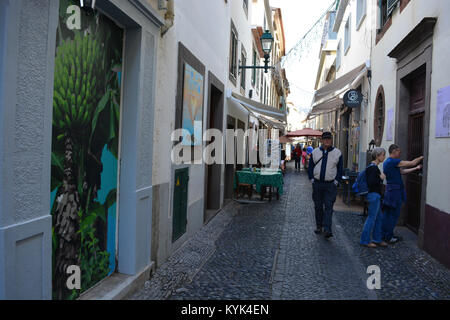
[
  {"x1": 314, "y1": 228, "x2": 322, "y2": 235},
  {"x1": 324, "y1": 232, "x2": 333, "y2": 239}
]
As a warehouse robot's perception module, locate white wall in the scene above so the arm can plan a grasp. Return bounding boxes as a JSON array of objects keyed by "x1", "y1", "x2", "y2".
[
  {"x1": 152, "y1": 0, "x2": 251, "y2": 262},
  {"x1": 370, "y1": 0, "x2": 450, "y2": 214},
  {"x1": 335, "y1": 0, "x2": 373, "y2": 77}
]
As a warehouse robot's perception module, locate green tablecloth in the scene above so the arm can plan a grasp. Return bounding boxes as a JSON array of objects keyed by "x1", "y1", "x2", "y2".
[
  {"x1": 234, "y1": 170, "x2": 284, "y2": 195},
  {"x1": 255, "y1": 173, "x2": 283, "y2": 195}
]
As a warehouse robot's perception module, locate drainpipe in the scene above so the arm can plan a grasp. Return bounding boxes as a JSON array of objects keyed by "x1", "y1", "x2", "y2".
[{"x1": 161, "y1": 0, "x2": 174, "y2": 37}]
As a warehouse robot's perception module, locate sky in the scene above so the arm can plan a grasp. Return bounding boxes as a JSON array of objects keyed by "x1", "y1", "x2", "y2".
[{"x1": 269, "y1": 0, "x2": 337, "y2": 125}]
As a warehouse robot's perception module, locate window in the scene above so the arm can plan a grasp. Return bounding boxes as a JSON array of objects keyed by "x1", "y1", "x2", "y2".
[
  {"x1": 379, "y1": 0, "x2": 388, "y2": 28},
  {"x1": 336, "y1": 40, "x2": 341, "y2": 70},
  {"x1": 387, "y1": 0, "x2": 399, "y2": 16},
  {"x1": 374, "y1": 86, "x2": 385, "y2": 146},
  {"x1": 243, "y1": 0, "x2": 248, "y2": 17},
  {"x1": 229, "y1": 21, "x2": 238, "y2": 84},
  {"x1": 252, "y1": 47, "x2": 257, "y2": 88},
  {"x1": 260, "y1": 69, "x2": 264, "y2": 101},
  {"x1": 240, "y1": 46, "x2": 247, "y2": 92},
  {"x1": 256, "y1": 67, "x2": 260, "y2": 94},
  {"x1": 328, "y1": 11, "x2": 337, "y2": 40},
  {"x1": 344, "y1": 14, "x2": 351, "y2": 54},
  {"x1": 379, "y1": 0, "x2": 399, "y2": 28},
  {"x1": 356, "y1": 0, "x2": 366, "y2": 30}
]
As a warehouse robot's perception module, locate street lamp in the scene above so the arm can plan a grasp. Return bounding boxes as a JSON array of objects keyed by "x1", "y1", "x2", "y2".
[
  {"x1": 260, "y1": 30, "x2": 274, "y2": 55},
  {"x1": 239, "y1": 30, "x2": 275, "y2": 73}
]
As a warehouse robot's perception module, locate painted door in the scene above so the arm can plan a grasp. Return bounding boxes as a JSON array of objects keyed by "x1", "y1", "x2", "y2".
[
  {"x1": 173, "y1": 168, "x2": 189, "y2": 242},
  {"x1": 50, "y1": 0, "x2": 123, "y2": 300},
  {"x1": 406, "y1": 71, "x2": 426, "y2": 232}
]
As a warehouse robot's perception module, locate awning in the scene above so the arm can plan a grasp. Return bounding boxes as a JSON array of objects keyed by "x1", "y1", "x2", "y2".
[
  {"x1": 309, "y1": 97, "x2": 343, "y2": 118},
  {"x1": 229, "y1": 91, "x2": 287, "y2": 123},
  {"x1": 285, "y1": 128, "x2": 323, "y2": 137},
  {"x1": 279, "y1": 136, "x2": 294, "y2": 144},
  {"x1": 312, "y1": 63, "x2": 366, "y2": 104},
  {"x1": 255, "y1": 112, "x2": 286, "y2": 130},
  {"x1": 308, "y1": 63, "x2": 367, "y2": 119}
]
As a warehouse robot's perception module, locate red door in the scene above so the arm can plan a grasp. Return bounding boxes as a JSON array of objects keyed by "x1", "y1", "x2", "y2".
[{"x1": 406, "y1": 71, "x2": 425, "y2": 232}]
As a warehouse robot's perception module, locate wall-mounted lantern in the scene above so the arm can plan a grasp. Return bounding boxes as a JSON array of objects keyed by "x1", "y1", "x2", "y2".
[{"x1": 239, "y1": 30, "x2": 275, "y2": 74}]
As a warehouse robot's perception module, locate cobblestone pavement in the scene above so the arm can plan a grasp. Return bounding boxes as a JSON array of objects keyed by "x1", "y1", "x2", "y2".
[{"x1": 130, "y1": 163, "x2": 450, "y2": 300}]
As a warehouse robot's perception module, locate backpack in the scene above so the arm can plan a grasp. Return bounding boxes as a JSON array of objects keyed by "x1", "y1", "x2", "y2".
[{"x1": 352, "y1": 163, "x2": 376, "y2": 196}]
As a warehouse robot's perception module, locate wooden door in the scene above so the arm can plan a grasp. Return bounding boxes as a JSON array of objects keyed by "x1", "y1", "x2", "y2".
[
  {"x1": 224, "y1": 116, "x2": 236, "y2": 201},
  {"x1": 236, "y1": 120, "x2": 246, "y2": 171},
  {"x1": 205, "y1": 85, "x2": 223, "y2": 220},
  {"x1": 406, "y1": 71, "x2": 425, "y2": 232}
]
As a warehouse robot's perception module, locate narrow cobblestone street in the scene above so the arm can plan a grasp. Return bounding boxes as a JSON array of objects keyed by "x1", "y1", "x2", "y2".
[{"x1": 130, "y1": 162, "x2": 450, "y2": 300}]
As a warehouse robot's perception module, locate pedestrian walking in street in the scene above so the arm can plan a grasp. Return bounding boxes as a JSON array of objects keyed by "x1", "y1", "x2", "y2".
[
  {"x1": 305, "y1": 144, "x2": 313, "y2": 170},
  {"x1": 306, "y1": 144, "x2": 313, "y2": 155},
  {"x1": 381, "y1": 144, "x2": 423, "y2": 244},
  {"x1": 280, "y1": 148, "x2": 286, "y2": 174},
  {"x1": 308, "y1": 132, "x2": 343, "y2": 238},
  {"x1": 360, "y1": 147, "x2": 389, "y2": 248},
  {"x1": 302, "y1": 148, "x2": 307, "y2": 170},
  {"x1": 294, "y1": 144, "x2": 302, "y2": 170}
]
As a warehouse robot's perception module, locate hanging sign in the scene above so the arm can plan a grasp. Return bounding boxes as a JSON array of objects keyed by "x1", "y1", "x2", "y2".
[{"x1": 343, "y1": 89, "x2": 363, "y2": 108}]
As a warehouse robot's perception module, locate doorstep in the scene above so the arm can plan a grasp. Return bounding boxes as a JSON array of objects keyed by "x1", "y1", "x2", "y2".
[{"x1": 78, "y1": 262, "x2": 155, "y2": 300}]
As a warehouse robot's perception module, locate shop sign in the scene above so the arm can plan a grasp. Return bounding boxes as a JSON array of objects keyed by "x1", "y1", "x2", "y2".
[{"x1": 343, "y1": 89, "x2": 363, "y2": 108}]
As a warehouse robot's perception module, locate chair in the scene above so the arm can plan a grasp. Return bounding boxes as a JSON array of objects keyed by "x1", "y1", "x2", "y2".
[{"x1": 235, "y1": 172, "x2": 254, "y2": 199}]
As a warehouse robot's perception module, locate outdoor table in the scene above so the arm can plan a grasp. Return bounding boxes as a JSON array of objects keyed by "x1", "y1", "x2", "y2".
[
  {"x1": 256, "y1": 172, "x2": 284, "y2": 201},
  {"x1": 234, "y1": 170, "x2": 284, "y2": 201}
]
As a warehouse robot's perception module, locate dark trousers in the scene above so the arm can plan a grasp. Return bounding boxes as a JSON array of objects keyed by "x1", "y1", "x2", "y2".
[
  {"x1": 312, "y1": 181, "x2": 337, "y2": 233},
  {"x1": 294, "y1": 157, "x2": 300, "y2": 169}
]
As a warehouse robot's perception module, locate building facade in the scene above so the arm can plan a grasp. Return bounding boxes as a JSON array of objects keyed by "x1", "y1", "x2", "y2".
[
  {"x1": 308, "y1": 0, "x2": 450, "y2": 268},
  {"x1": 370, "y1": 0, "x2": 450, "y2": 267},
  {"x1": 0, "y1": 0, "x2": 163, "y2": 299}
]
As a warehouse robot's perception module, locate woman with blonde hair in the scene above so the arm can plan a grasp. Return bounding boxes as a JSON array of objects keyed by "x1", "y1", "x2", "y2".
[{"x1": 360, "y1": 147, "x2": 389, "y2": 248}]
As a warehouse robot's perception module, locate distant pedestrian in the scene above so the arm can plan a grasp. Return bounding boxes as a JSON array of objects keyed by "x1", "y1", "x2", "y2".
[
  {"x1": 302, "y1": 148, "x2": 307, "y2": 169},
  {"x1": 308, "y1": 132, "x2": 343, "y2": 239},
  {"x1": 381, "y1": 144, "x2": 423, "y2": 244},
  {"x1": 280, "y1": 149, "x2": 286, "y2": 173},
  {"x1": 360, "y1": 147, "x2": 389, "y2": 248},
  {"x1": 306, "y1": 145, "x2": 313, "y2": 170},
  {"x1": 294, "y1": 144, "x2": 302, "y2": 170}
]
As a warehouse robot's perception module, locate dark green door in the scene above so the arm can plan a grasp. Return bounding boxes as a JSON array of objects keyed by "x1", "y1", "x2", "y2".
[{"x1": 173, "y1": 168, "x2": 189, "y2": 242}]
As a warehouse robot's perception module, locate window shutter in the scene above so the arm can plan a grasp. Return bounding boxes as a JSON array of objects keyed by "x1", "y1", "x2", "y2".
[{"x1": 387, "y1": 0, "x2": 399, "y2": 16}]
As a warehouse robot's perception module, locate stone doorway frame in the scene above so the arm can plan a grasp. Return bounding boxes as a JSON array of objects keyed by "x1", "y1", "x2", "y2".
[{"x1": 388, "y1": 17, "x2": 436, "y2": 247}]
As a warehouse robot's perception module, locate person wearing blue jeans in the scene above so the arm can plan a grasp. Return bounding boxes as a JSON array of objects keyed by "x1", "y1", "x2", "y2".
[
  {"x1": 381, "y1": 144, "x2": 423, "y2": 244},
  {"x1": 312, "y1": 181, "x2": 337, "y2": 235},
  {"x1": 308, "y1": 132, "x2": 343, "y2": 239},
  {"x1": 360, "y1": 148, "x2": 388, "y2": 248},
  {"x1": 381, "y1": 197, "x2": 403, "y2": 242}
]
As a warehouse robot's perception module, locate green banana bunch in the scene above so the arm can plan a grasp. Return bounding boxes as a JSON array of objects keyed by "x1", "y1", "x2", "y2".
[{"x1": 53, "y1": 33, "x2": 106, "y2": 132}]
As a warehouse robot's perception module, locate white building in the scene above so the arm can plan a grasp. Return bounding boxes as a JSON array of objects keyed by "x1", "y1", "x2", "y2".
[
  {"x1": 149, "y1": 0, "x2": 288, "y2": 269},
  {"x1": 309, "y1": 0, "x2": 450, "y2": 268},
  {"x1": 369, "y1": 0, "x2": 450, "y2": 267},
  {"x1": 0, "y1": 0, "x2": 163, "y2": 299}
]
